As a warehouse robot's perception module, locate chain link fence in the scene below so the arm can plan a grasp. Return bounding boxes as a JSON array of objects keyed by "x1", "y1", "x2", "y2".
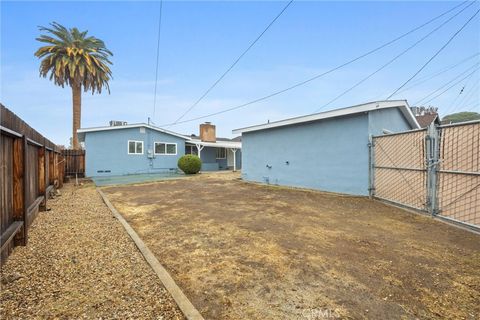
[
  {"x1": 370, "y1": 121, "x2": 479, "y2": 230},
  {"x1": 371, "y1": 129, "x2": 428, "y2": 210},
  {"x1": 437, "y1": 122, "x2": 480, "y2": 227}
]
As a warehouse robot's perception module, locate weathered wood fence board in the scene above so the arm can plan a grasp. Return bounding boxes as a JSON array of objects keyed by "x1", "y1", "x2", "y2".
[
  {"x1": 0, "y1": 104, "x2": 64, "y2": 265},
  {"x1": 62, "y1": 149, "x2": 85, "y2": 178}
]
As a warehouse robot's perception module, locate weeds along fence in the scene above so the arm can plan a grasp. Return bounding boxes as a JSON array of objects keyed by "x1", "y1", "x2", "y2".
[
  {"x1": 1, "y1": 104, "x2": 65, "y2": 265},
  {"x1": 370, "y1": 120, "x2": 480, "y2": 230}
]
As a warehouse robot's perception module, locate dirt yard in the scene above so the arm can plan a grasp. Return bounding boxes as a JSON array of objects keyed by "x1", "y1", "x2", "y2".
[
  {"x1": 103, "y1": 172, "x2": 480, "y2": 320},
  {"x1": 0, "y1": 183, "x2": 184, "y2": 319}
]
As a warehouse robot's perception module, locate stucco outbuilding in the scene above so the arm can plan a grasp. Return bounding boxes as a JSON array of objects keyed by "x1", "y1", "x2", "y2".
[{"x1": 232, "y1": 100, "x2": 420, "y2": 196}]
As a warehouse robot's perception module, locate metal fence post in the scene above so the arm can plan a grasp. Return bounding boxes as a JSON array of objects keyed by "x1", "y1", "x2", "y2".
[
  {"x1": 426, "y1": 123, "x2": 440, "y2": 216},
  {"x1": 368, "y1": 135, "x2": 375, "y2": 198}
]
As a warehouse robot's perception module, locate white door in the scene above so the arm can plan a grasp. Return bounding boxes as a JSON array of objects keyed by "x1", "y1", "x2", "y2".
[{"x1": 227, "y1": 149, "x2": 234, "y2": 167}]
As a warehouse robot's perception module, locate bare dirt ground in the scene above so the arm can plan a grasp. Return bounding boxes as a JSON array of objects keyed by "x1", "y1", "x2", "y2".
[
  {"x1": 0, "y1": 183, "x2": 184, "y2": 319},
  {"x1": 103, "y1": 172, "x2": 480, "y2": 320}
]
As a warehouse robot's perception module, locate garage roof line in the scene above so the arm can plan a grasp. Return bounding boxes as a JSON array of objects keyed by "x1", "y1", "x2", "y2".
[
  {"x1": 77, "y1": 123, "x2": 189, "y2": 142},
  {"x1": 232, "y1": 100, "x2": 420, "y2": 134}
]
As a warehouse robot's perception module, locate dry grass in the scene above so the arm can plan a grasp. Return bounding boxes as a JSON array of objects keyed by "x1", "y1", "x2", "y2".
[{"x1": 103, "y1": 172, "x2": 480, "y2": 320}]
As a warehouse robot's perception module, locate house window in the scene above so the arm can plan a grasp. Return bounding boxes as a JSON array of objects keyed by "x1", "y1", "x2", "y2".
[
  {"x1": 128, "y1": 140, "x2": 143, "y2": 154},
  {"x1": 216, "y1": 148, "x2": 226, "y2": 159},
  {"x1": 185, "y1": 145, "x2": 198, "y2": 155},
  {"x1": 155, "y1": 142, "x2": 177, "y2": 155}
]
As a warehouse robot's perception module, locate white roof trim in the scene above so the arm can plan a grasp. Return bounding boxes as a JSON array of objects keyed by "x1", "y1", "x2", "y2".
[
  {"x1": 232, "y1": 100, "x2": 420, "y2": 134},
  {"x1": 77, "y1": 123, "x2": 189, "y2": 141},
  {"x1": 186, "y1": 139, "x2": 241, "y2": 149}
]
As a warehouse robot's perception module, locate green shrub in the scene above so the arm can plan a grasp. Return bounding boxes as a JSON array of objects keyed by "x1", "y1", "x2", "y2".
[{"x1": 177, "y1": 155, "x2": 201, "y2": 174}]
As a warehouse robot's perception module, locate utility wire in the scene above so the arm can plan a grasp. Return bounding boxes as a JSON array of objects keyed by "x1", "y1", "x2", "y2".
[
  {"x1": 420, "y1": 67, "x2": 480, "y2": 106},
  {"x1": 160, "y1": 1, "x2": 469, "y2": 127},
  {"x1": 444, "y1": 68, "x2": 479, "y2": 114},
  {"x1": 387, "y1": 8, "x2": 480, "y2": 99},
  {"x1": 314, "y1": 1, "x2": 475, "y2": 112},
  {"x1": 454, "y1": 79, "x2": 480, "y2": 112},
  {"x1": 403, "y1": 52, "x2": 479, "y2": 86},
  {"x1": 413, "y1": 62, "x2": 479, "y2": 105},
  {"x1": 448, "y1": 85, "x2": 466, "y2": 110},
  {"x1": 371, "y1": 52, "x2": 479, "y2": 100},
  {"x1": 460, "y1": 81, "x2": 480, "y2": 109},
  {"x1": 152, "y1": 0, "x2": 164, "y2": 121},
  {"x1": 468, "y1": 103, "x2": 480, "y2": 111},
  {"x1": 454, "y1": 71, "x2": 480, "y2": 111},
  {"x1": 172, "y1": 0, "x2": 294, "y2": 124}
]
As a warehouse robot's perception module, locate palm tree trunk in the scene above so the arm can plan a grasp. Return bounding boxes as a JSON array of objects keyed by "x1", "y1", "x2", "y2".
[{"x1": 72, "y1": 84, "x2": 82, "y2": 149}]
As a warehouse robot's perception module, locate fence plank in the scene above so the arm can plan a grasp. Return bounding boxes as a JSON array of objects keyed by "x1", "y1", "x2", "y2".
[
  {"x1": 1, "y1": 104, "x2": 63, "y2": 264},
  {"x1": 22, "y1": 136, "x2": 29, "y2": 245},
  {"x1": 12, "y1": 138, "x2": 25, "y2": 245},
  {"x1": 38, "y1": 147, "x2": 45, "y2": 208},
  {"x1": 62, "y1": 149, "x2": 85, "y2": 178}
]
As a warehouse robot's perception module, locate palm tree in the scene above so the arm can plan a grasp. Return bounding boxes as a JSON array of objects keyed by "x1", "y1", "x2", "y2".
[{"x1": 35, "y1": 22, "x2": 113, "y2": 149}]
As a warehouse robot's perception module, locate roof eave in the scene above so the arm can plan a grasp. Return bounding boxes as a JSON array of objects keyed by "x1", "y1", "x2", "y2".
[
  {"x1": 77, "y1": 123, "x2": 189, "y2": 140},
  {"x1": 232, "y1": 100, "x2": 420, "y2": 134}
]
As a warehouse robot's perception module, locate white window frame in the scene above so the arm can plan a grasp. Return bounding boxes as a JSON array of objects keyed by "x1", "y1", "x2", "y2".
[
  {"x1": 154, "y1": 142, "x2": 177, "y2": 155},
  {"x1": 216, "y1": 147, "x2": 226, "y2": 159},
  {"x1": 185, "y1": 145, "x2": 198, "y2": 155},
  {"x1": 128, "y1": 140, "x2": 144, "y2": 155}
]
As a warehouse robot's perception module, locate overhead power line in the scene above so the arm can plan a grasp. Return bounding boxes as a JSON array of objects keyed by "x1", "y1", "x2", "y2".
[
  {"x1": 172, "y1": 0, "x2": 294, "y2": 124},
  {"x1": 448, "y1": 85, "x2": 466, "y2": 110},
  {"x1": 444, "y1": 67, "x2": 479, "y2": 114},
  {"x1": 413, "y1": 62, "x2": 480, "y2": 105},
  {"x1": 314, "y1": 1, "x2": 475, "y2": 112},
  {"x1": 402, "y1": 52, "x2": 479, "y2": 88},
  {"x1": 152, "y1": 0, "x2": 164, "y2": 121},
  {"x1": 371, "y1": 52, "x2": 479, "y2": 100},
  {"x1": 387, "y1": 8, "x2": 480, "y2": 99},
  {"x1": 420, "y1": 66, "x2": 480, "y2": 106},
  {"x1": 452, "y1": 78, "x2": 480, "y2": 113},
  {"x1": 160, "y1": 1, "x2": 469, "y2": 127}
]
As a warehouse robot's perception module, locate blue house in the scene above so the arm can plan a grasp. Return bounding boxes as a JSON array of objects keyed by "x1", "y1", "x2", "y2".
[
  {"x1": 77, "y1": 122, "x2": 241, "y2": 177},
  {"x1": 232, "y1": 100, "x2": 420, "y2": 196}
]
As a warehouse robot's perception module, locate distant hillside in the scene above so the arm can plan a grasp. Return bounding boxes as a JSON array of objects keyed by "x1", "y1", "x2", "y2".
[{"x1": 442, "y1": 112, "x2": 480, "y2": 124}]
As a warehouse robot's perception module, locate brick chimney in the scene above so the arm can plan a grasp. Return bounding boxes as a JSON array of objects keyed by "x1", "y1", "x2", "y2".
[{"x1": 199, "y1": 122, "x2": 216, "y2": 142}]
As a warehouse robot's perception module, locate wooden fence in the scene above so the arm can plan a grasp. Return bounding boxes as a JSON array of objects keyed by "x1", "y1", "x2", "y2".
[
  {"x1": 62, "y1": 149, "x2": 85, "y2": 178},
  {"x1": 1, "y1": 104, "x2": 65, "y2": 265}
]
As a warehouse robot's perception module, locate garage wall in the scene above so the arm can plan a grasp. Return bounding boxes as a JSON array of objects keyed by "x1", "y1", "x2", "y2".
[
  {"x1": 84, "y1": 127, "x2": 186, "y2": 177},
  {"x1": 367, "y1": 107, "x2": 413, "y2": 135},
  {"x1": 241, "y1": 113, "x2": 370, "y2": 195}
]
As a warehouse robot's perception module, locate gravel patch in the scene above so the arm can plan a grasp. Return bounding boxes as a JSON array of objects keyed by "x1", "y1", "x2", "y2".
[{"x1": 0, "y1": 182, "x2": 184, "y2": 319}]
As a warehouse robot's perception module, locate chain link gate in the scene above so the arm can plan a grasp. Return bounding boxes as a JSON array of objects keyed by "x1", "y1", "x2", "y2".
[{"x1": 370, "y1": 121, "x2": 480, "y2": 230}]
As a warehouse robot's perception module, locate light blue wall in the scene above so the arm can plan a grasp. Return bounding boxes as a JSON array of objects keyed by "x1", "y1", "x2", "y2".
[
  {"x1": 234, "y1": 149, "x2": 242, "y2": 170},
  {"x1": 84, "y1": 127, "x2": 186, "y2": 177},
  {"x1": 199, "y1": 147, "x2": 242, "y2": 171},
  {"x1": 367, "y1": 107, "x2": 412, "y2": 135},
  {"x1": 240, "y1": 108, "x2": 414, "y2": 196}
]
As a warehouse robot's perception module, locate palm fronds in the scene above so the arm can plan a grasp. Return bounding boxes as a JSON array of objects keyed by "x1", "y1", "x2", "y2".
[{"x1": 34, "y1": 22, "x2": 113, "y2": 94}]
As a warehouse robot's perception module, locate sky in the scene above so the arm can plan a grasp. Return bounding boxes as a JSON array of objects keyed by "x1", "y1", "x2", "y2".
[{"x1": 1, "y1": 0, "x2": 479, "y2": 146}]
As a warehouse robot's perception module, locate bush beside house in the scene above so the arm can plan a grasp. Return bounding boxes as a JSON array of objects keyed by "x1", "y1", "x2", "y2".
[{"x1": 178, "y1": 155, "x2": 202, "y2": 174}]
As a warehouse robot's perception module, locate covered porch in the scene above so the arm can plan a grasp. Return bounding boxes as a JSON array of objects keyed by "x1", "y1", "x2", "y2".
[{"x1": 185, "y1": 140, "x2": 241, "y2": 172}]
